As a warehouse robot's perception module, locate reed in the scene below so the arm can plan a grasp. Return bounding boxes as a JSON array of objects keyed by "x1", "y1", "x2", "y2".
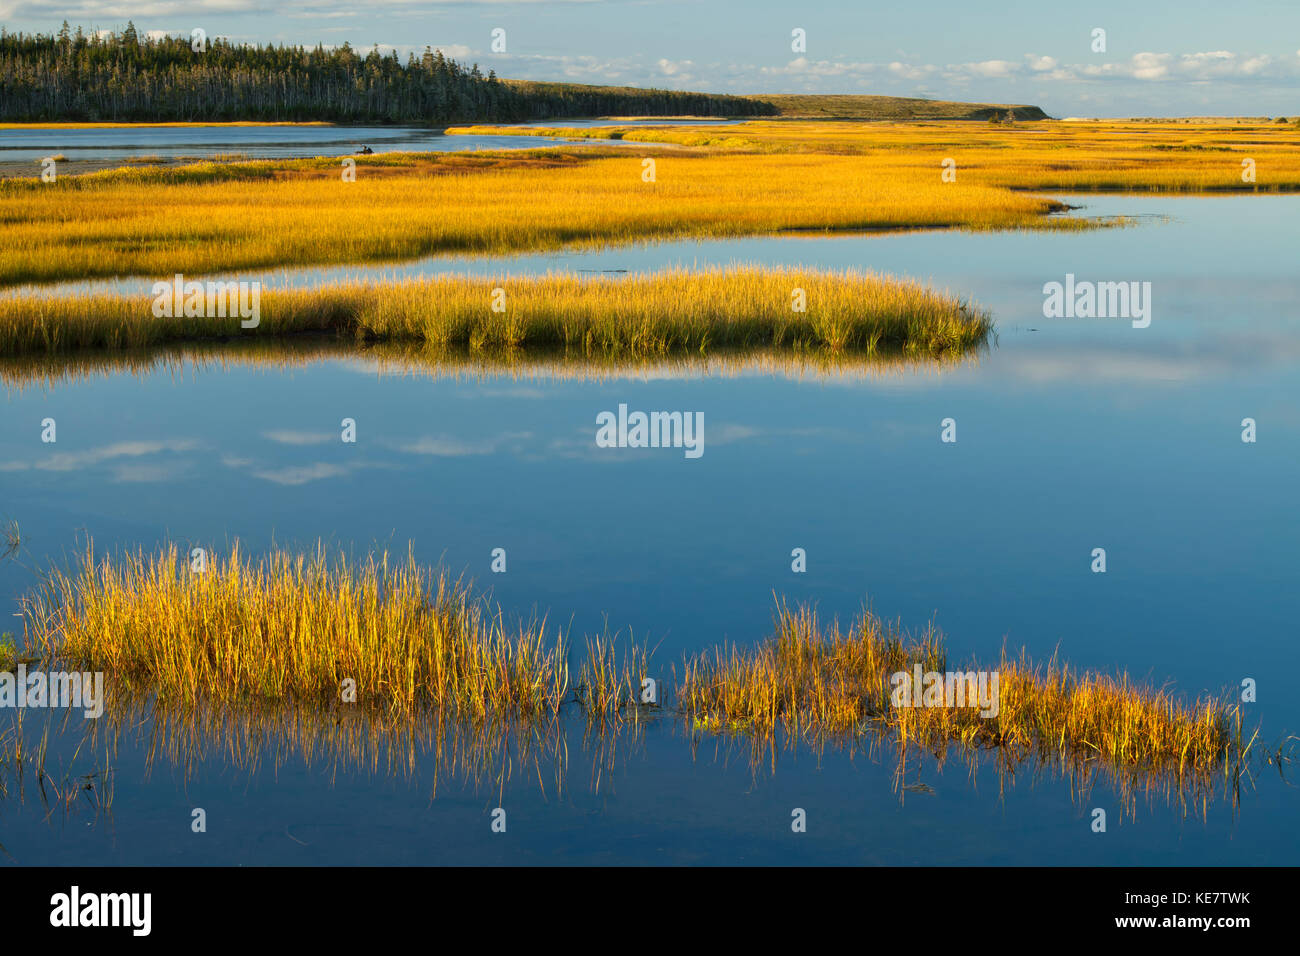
[
  {"x1": 20, "y1": 542, "x2": 1254, "y2": 782},
  {"x1": 451, "y1": 118, "x2": 1300, "y2": 194},
  {"x1": 25, "y1": 543, "x2": 572, "y2": 723},
  {"x1": 0, "y1": 145, "x2": 1075, "y2": 286},
  {"x1": 0, "y1": 267, "x2": 989, "y2": 359},
  {"x1": 679, "y1": 601, "x2": 1248, "y2": 778},
  {"x1": 3, "y1": 119, "x2": 1294, "y2": 285}
]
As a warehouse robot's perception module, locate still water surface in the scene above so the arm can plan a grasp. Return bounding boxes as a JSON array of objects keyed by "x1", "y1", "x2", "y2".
[
  {"x1": 0, "y1": 118, "x2": 732, "y2": 163},
  {"x1": 0, "y1": 194, "x2": 1295, "y2": 864}
]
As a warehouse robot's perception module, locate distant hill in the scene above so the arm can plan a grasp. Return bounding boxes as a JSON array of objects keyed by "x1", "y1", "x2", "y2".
[
  {"x1": 751, "y1": 94, "x2": 1050, "y2": 121},
  {"x1": 498, "y1": 79, "x2": 774, "y2": 120}
]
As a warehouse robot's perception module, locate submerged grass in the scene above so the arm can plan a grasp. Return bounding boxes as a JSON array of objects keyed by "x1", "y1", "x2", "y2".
[
  {"x1": 0, "y1": 267, "x2": 990, "y2": 359},
  {"x1": 679, "y1": 601, "x2": 1247, "y2": 778},
  {"x1": 20, "y1": 542, "x2": 1256, "y2": 787}
]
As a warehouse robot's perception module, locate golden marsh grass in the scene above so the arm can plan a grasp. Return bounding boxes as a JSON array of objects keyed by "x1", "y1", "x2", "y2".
[
  {"x1": 452, "y1": 118, "x2": 1300, "y2": 192},
  {"x1": 679, "y1": 601, "x2": 1248, "y2": 779},
  {"x1": 2, "y1": 119, "x2": 1294, "y2": 285},
  {"x1": 26, "y1": 543, "x2": 572, "y2": 723},
  {"x1": 0, "y1": 145, "x2": 1075, "y2": 286},
  {"x1": 0, "y1": 267, "x2": 989, "y2": 359},
  {"x1": 19, "y1": 542, "x2": 1256, "y2": 784}
]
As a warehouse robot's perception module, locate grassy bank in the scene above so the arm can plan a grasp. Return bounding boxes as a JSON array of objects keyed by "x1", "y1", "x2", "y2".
[
  {"x1": 747, "y1": 94, "x2": 1048, "y2": 120},
  {"x1": 449, "y1": 118, "x2": 1300, "y2": 189},
  {"x1": 5, "y1": 118, "x2": 1293, "y2": 284},
  {"x1": 0, "y1": 267, "x2": 990, "y2": 359},
  {"x1": 0, "y1": 142, "x2": 1080, "y2": 286},
  {"x1": 20, "y1": 542, "x2": 1252, "y2": 782}
]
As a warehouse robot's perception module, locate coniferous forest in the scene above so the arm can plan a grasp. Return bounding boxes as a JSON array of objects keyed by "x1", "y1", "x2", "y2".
[{"x1": 0, "y1": 23, "x2": 777, "y2": 123}]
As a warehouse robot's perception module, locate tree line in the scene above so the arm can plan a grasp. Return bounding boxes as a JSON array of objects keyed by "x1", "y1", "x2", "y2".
[{"x1": 0, "y1": 24, "x2": 776, "y2": 123}]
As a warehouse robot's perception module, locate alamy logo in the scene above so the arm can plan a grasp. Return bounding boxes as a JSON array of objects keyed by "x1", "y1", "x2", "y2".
[
  {"x1": 890, "y1": 665, "x2": 1000, "y2": 718},
  {"x1": 50, "y1": 886, "x2": 151, "y2": 936},
  {"x1": 151, "y1": 273, "x2": 261, "y2": 328},
  {"x1": 595, "y1": 403, "x2": 704, "y2": 459},
  {"x1": 1042, "y1": 273, "x2": 1152, "y2": 328},
  {"x1": 0, "y1": 665, "x2": 104, "y2": 718}
]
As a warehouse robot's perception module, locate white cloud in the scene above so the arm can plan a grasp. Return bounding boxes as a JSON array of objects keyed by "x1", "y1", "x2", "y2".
[
  {"x1": 433, "y1": 44, "x2": 473, "y2": 60},
  {"x1": 389, "y1": 431, "x2": 531, "y2": 456},
  {"x1": 965, "y1": 59, "x2": 1018, "y2": 79},
  {"x1": 1131, "y1": 52, "x2": 1171, "y2": 81},
  {"x1": 262, "y1": 430, "x2": 335, "y2": 446},
  {"x1": 249, "y1": 463, "x2": 351, "y2": 486},
  {"x1": 0, "y1": 439, "x2": 199, "y2": 473},
  {"x1": 888, "y1": 61, "x2": 933, "y2": 81},
  {"x1": 111, "y1": 461, "x2": 190, "y2": 482}
]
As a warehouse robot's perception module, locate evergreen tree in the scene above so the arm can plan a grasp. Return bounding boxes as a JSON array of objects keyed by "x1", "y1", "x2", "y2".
[{"x1": 0, "y1": 27, "x2": 776, "y2": 123}]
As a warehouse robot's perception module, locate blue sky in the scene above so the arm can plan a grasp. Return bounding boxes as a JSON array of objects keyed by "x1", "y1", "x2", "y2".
[{"x1": 3, "y1": 0, "x2": 1299, "y2": 116}]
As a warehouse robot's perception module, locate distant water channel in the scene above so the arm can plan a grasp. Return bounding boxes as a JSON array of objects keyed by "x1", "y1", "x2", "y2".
[{"x1": 0, "y1": 117, "x2": 734, "y2": 164}]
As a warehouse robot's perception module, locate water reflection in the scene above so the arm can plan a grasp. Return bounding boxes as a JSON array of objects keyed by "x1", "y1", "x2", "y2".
[
  {"x1": 0, "y1": 119, "x2": 735, "y2": 164},
  {"x1": 0, "y1": 336, "x2": 987, "y2": 393},
  {"x1": 1, "y1": 686, "x2": 1273, "y2": 831},
  {"x1": 1, "y1": 194, "x2": 1296, "y2": 864}
]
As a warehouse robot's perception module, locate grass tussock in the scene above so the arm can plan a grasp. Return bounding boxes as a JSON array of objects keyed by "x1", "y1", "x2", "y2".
[
  {"x1": 0, "y1": 267, "x2": 989, "y2": 359},
  {"x1": 679, "y1": 602, "x2": 1248, "y2": 778},
  {"x1": 27, "y1": 543, "x2": 572, "y2": 723}
]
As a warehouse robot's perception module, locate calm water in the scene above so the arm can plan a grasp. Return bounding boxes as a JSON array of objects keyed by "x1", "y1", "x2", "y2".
[
  {"x1": 1, "y1": 195, "x2": 1296, "y2": 864},
  {"x1": 0, "y1": 118, "x2": 732, "y2": 164}
]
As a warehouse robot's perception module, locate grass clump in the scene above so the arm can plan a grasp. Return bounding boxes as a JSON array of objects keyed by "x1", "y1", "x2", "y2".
[
  {"x1": 26, "y1": 543, "x2": 571, "y2": 723},
  {"x1": 680, "y1": 602, "x2": 1249, "y2": 778},
  {"x1": 20, "y1": 542, "x2": 1254, "y2": 785}
]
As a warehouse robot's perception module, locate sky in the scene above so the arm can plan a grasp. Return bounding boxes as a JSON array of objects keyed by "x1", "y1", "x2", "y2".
[{"x1": 2, "y1": 0, "x2": 1299, "y2": 117}]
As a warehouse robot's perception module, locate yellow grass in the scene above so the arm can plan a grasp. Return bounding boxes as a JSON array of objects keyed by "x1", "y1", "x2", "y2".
[
  {"x1": 27, "y1": 543, "x2": 571, "y2": 722},
  {"x1": 0, "y1": 142, "x2": 1076, "y2": 287},
  {"x1": 0, "y1": 267, "x2": 989, "y2": 359},
  {"x1": 21, "y1": 542, "x2": 1252, "y2": 782},
  {"x1": 452, "y1": 117, "x2": 1300, "y2": 191},
  {"x1": 679, "y1": 601, "x2": 1247, "y2": 778},
  {"x1": 1, "y1": 119, "x2": 1293, "y2": 286}
]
